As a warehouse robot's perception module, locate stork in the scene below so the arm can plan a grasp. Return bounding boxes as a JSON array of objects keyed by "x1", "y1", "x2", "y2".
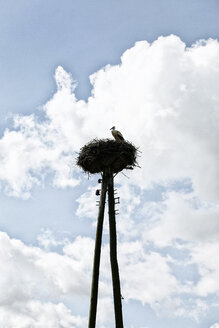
[{"x1": 110, "y1": 126, "x2": 124, "y2": 142}]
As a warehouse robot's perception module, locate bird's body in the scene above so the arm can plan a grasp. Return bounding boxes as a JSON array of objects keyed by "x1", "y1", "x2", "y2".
[{"x1": 110, "y1": 126, "x2": 124, "y2": 141}]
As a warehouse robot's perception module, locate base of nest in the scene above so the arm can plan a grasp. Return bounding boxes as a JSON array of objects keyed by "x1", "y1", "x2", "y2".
[{"x1": 77, "y1": 139, "x2": 138, "y2": 174}]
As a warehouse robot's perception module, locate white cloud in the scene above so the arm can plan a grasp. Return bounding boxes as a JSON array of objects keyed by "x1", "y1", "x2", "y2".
[
  {"x1": 85, "y1": 36, "x2": 219, "y2": 202},
  {"x1": 191, "y1": 242, "x2": 219, "y2": 297},
  {"x1": 0, "y1": 232, "x2": 91, "y2": 327},
  {"x1": 121, "y1": 250, "x2": 179, "y2": 305},
  {"x1": 0, "y1": 301, "x2": 86, "y2": 328},
  {"x1": 37, "y1": 229, "x2": 69, "y2": 250},
  {"x1": 0, "y1": 231, "x2": 91, "y2": 303},
  {"x1": 96, "y1": 297, "x2": 114, "y2": 326},
  {"x1": 0, "y1": 35, "x2": 219, "y2": 201},
  {"x1": 210, "y1": 324, "x2": 219, "y2": 328},
  {"x1": 0, "y1": 231, "x2": 119, "y2": 327},
  {"x1": 74, "y1": 184, "x2": 219, "y2": 320},
  {"x1": 0, "y1": 229, "x2": 216, "y2": 325},
  {"x1": 0, "y1": 114, "x2": 78, "y2": 198},
  {"x1": 142, "y1": 191, "x2": 219, "y2": 246},
  {"x1": 76, "y1": 186, "x2": 99, "y2": 222},
  {"x1": 1, "y1": 35, "x2": 219, "y2": 325}
]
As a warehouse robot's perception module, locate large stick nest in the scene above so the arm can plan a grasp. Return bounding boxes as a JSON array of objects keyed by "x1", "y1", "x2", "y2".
[{"x1": 77, "y1": 139, "x2": 138, "y2": 174}]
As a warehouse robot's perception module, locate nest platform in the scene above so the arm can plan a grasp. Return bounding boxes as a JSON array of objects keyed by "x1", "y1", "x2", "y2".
[{"x1": 77, "y1": 139, "x2": 138, "y2": 174}]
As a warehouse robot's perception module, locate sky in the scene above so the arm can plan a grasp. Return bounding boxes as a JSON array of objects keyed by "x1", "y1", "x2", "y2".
[{"x1": 0, "y1": 0, "x2": 219, "y2": 327}]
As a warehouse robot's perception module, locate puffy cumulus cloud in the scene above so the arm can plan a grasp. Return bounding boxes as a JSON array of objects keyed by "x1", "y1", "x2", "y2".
[
  {"x1": 0, "y1": 232, "x2": 90, "y2": 325},
  {"x1": 191, "y1": 242, "x2": 219, "y2": 297},
  {"x1": 0, "y1": 230, "x2": 216, "y2": 324},
  {"x1": 75, "y1": 185, "x2": 219, "y2": 319},
  {"x1": 119, "y1": 246, "x2": 180, "y2": 306},
  {"x1": 0, "y1": 232, "x2": 92, "y2": 301},
  {"x1": 0, "y1": 301, "x2": 86, "y2": 328},
  {"x1": 210, "y1": 324, "x2": 219, "y2": 328},
  {"x1": 116, "y1": 188, "x2": 219, "y2": 309},
  {"x1": 96, "y1": 297, "x2": 114, "y2": 326},
  {"x1": 37, "y1": 228, "x2": 70, "y2": 251},
  {"x1": 0, "y1": 36, "x2": 219, "y2": 200},
  {"x1": 85, "y1": 36, "x2": 219, "y2": 202},
  {"x1": 0, "y1": 66, "x2": 85, "y2": 198},
  {"x1": 0, "y1": 231, "x2": 117, "y2": 327},
  {"x1": 65, "y1": 235, "x2": 205, "y2": 321},
  {"x1": 0, "y1": 113, "x2": 78, "y2": 198},
  {"x1": 76, "y1": 186, "x2": 98, "y2": 222},
  {"x1": 141, "y1": 191, "x2": 219, "y2": 247},
  {"x1": 1, "y1": 35, "x2": 219, "y2": 325},
  {"x1": 150, "y1": 297, "x2": 209, "y2": 322},
  {"x1": 76, "y1": 183, "x2": 219, "y2": 247},
  {"x1": 97, "y1": 239, "x2": 211, "y2": 321}
]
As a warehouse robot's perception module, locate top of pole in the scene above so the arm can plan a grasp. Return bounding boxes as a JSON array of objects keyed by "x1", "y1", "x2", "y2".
[{"x1": 76, "y1": 138, "x2": 138, "y2": 174}]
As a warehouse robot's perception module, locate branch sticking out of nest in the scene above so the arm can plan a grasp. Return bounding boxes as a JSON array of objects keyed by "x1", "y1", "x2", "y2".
[{"x1": 76, "y1": 139, "x2": 139, "y2": 174}]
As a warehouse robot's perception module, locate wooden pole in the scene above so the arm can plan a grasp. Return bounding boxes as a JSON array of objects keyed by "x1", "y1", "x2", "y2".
[
  {"x1": 88, "y1": 171, "x2": 107, "y2": 328},
  {"x1": 107, "y1": 167, "x2": 124, "y2": 328}
]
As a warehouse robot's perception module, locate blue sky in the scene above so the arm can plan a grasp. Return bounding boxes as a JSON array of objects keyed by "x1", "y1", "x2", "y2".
[
  {"x1": 1, "y1": 0, "x2": 219, "y2": 117},
  {"x1": 1, "y1": 1, "x2": 219, "y2": 327}
]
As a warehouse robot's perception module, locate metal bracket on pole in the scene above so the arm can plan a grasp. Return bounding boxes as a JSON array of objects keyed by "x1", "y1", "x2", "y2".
[{"x1": 114, "y1": 197, "x2": 120, "y2": 204}]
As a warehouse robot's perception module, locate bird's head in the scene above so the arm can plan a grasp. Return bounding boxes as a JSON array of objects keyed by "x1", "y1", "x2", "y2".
[{"x1": 110, "y1": 126, "x2": 115, "y2": 130}]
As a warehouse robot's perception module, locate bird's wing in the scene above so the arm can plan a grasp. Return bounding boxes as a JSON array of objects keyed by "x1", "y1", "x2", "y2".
[{"x1": 116, "y1": 130, "x2": 124, "y2": 140}]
